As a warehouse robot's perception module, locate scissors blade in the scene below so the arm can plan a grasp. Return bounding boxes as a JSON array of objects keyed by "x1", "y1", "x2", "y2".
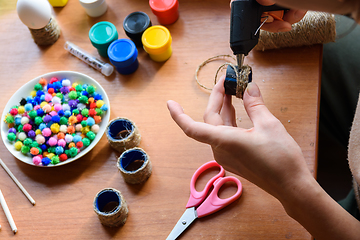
[{"x1": 166, "y1": 207, "x2": 197, "y2": 240}]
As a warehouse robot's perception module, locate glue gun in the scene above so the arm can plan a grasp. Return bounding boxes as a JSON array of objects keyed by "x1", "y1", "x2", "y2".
[{"x1": 225, "y1": 0, "x2": 288, "y2": 96}]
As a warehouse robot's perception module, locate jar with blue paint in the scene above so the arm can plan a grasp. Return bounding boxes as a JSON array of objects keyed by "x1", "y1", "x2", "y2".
[{"x1": 108, "y1": 39, "x2": 139, "y2": 75}]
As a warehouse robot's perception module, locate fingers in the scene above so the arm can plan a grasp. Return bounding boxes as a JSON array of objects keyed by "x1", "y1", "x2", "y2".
[
  {"x1": 167, "y1": 100, "x2": 219, "y2": 144},
  {"x1": 243, "y1": 82, "x2": 275, "y2": 127},
  {"x1": 283, "y1": 9, "x2": 307, "y2": 24},
  {"x1": 203, "y1": 75, "x2": 226, "y2": 126},
  {"x1": 260, "y1": 20, "x2": 292, "y2": 32},
  {"x1": 256, "y1": 0, "x2": 276, "y2": 6},
  {"x1": 220, "y1": 94, "x2": 237, "y2": 127}
]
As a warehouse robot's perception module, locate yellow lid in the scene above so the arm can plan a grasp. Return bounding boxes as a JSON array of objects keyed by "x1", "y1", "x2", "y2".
[{"x1": 142, "y1": 25, "x2": 172, "y2": 55}]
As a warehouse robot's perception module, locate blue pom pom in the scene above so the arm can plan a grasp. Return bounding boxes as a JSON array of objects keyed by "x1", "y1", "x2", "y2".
[
  {"x1": 55, "y1": 146, "x2": 64, "y2": 155},
  {"x1": 24, "y1": 103, "x2": 33, "y2": 111},
  {"x1": 73, "y1": 135, "x2": 82, "y2": 143},
  {"x1": 36, "y1": 90, "x2": 45, "y2": 97},
  {"x1": 94, "y1": 94, "x2": 103, "y2": 100},
  {"x1": 42, "y1": 157, "x2": 51, "y2": 166},
  {"x1": 100, "y1": 104, "x2": 108, "y2": 111},
  {"x1": 64, "y1": 110, "x2": 71, "y2": 117},
  {"x1": 53, "y1": 81, "x2": 62, "y2": 90},
  {"x1": 36, "y1": 109, "x2": 45, "y2": 117},
  {"x1": 81, "y1": 91, "x2": 89, "y2": 97},
  {"x1": 51, "y1": 115, "x2": 60, "y2": 123},
  {"x1": 40, "y1": 144, "x2": 47, "y2": 151},
  {"x1": 57, "y1": 110, "x2": 64, "y2": 116},
  {"x1": 14, "y1": 116, "x2": 22, "y2": 125},
  {"x1": 39, "y1": 123, "x2": 47, "y2": 131},
  {"x1": 86, "y1": 117, "x2": 95, "y2": 127}
]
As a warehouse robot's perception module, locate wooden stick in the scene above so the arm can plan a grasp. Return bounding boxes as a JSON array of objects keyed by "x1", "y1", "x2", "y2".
[
  {"x1": 0, "y1": 159, "x2": 35, "y2": 205},
  {"x1": 0, "y1": 190, "x2": 17, "y2": 233}
]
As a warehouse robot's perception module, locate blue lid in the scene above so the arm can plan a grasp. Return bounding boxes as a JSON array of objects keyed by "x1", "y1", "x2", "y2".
[{"x1": 108, "y1": 39, "x2": 138, "y2": 68}]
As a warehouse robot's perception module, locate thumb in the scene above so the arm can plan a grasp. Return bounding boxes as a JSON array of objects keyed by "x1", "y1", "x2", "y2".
[{"x1": 243, "y1": 82, "x2": 274, "y2": 126}]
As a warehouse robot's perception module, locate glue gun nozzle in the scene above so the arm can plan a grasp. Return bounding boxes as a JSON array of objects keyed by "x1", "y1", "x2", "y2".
[{"x1": 236, "y1": 54, "x2": 244, "y2": 73}]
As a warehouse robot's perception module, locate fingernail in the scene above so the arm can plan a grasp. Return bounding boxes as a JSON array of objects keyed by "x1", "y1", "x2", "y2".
[{"x1": 246, "y1": 82, "x2": 260, "y2": 97}]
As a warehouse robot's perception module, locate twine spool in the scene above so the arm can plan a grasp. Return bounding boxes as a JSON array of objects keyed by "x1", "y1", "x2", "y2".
[
  {"x1": 117, "y1": 147, "x2": 152, "y2": 184},
  {"x1": 29, "y1": 18, "x2": 61, "y2": 46},
  {"x1": 255, "y1": 11, "x2": 336, "y2": 51},
  {"x1": 106, "y1": 117, "x2": 141, "y2": 152},
  {"x1": 93, "y1": 188, "x2": 128, "y2": 227}
]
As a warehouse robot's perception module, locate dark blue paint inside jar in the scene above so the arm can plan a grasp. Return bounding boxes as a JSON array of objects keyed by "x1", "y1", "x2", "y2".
[
  {"x1": 107, "y1": 118, "x2": 134, "y2": 140},
  {"x1": 95, "y1": 189, "x2": 121, "y2": 214},
  {"x1": 119, "y1": 148, "x2": 147, "y2": 173},
  {"x1": 108, "y1": 39, "x2": 139, "y2": 75}
]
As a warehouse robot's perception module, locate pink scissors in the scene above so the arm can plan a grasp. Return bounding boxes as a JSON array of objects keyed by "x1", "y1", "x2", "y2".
[{"x1": 166, "y1": 160, "x2": 243, "y2": 240}]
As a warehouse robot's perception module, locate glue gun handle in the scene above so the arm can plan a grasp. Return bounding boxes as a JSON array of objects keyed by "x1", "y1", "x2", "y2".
[{"x1": 230, "y1": 0, "x2": 288, "y2": 56}]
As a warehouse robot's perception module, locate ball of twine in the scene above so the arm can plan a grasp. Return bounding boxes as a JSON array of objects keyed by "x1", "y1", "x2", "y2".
[
  {"x1": 93, "y1": 188, "x2": 129, "y2": 227},
  {"x1": 106, "y1": 117, "x2": 141, "y2": 153},
  {"x1": 117, "y1": 147, "x2": 152, "y2": 184},
  {"x1": 29, "y1": 17, "x2": 61, "y2": 46},
  {"x1": 255, "y1": 11, "x2": 336, "y2": 51}
]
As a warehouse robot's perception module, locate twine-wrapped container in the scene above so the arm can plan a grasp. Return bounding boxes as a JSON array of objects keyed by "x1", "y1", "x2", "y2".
[
  {"x1": 117, "y1": 147, "x2": 152, "y2": 184},
  {"x1": 29, "y1": 18, "x2": 61, "y2": 46},
  {"x1": 255, "y1": 11, "x2": 336, "y2": 51},
  {"x1": 106, "y1": 117, "x2": 141, "y2": 153},
  {"x1": 93, "y1": 188, "x2": 128, "y2": 227}
]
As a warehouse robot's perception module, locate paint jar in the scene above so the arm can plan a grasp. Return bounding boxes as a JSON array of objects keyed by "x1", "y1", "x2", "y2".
[
  {"x1": 48, "y1": 0, "x2": 68, "y2": 7},
  {"x1": 79, "y1": 0, "x2": 108, "y2": 18},
  {"x1": 149, "y1": 0, "x2": 179, "y2": 25},
  {"x1": 89, "y1": 21, "x2": 118, "y2": 58},
  {"x1": 142, "y1": 25, "x2": 172, "y2": 62},
  {"x1": 108, "y1": 39, "x2": 139, "y2": 75},
  {"x1": 123, "y1": 11, "x2": 152, "y2": 47}
]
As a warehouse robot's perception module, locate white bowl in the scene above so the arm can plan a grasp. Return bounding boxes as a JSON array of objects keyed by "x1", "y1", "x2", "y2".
[{"x1": 1, "y1": 71, "x2": 110, "y2": 167}]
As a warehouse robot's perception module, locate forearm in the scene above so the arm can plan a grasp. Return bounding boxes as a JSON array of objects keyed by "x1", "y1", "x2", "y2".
[
  {"x1": 279, "y1": 173, "x2": 360, "y2": 239},
  {"x1": 272, "y1": 0, "x2": 360, "y2": 22}
]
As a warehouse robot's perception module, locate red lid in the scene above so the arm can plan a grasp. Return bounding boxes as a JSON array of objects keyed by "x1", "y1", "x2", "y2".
[{"x1": 149, "y1": 0, "x2": 177, "y2": 13}]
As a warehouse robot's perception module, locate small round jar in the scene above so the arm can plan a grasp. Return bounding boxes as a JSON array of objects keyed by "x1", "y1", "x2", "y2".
[
  {"x1": 108, "y1": 39, "x2": 139, "y2": 75},
  {"x1": 142, "y1": 25, "x2": 172, "y2": 62},
  {"x1": 149, "y1": 0, "x2": 179, "y2": 25},
  {"x1": 123, "y1": 11, "x2": 152, "y2": 47},
  {"x1": 79, "y1": 0, "x2": 108, "y2": 18},
  {"x1": 89, "y1": 21, "x2": 118, "y2": 58},
  {"x1": 93, "y1": 188, "x2": 128, "y2": 227}
]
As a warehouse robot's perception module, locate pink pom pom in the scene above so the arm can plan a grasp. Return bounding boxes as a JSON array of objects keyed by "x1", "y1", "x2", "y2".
[
  {"x1": 42, "y1": 128, "x2": 52, "y2": 137},
  {"x1": 45, "y1": 93, "x2": 53, "y2": 102},
  {"x1": 23, "y1": 123, "x2": 32, "y2": 132},
  {"x1": 58, "y1": 139, "x2": 66, "y2": 147},
  {"x1": 54, "y1": 104, "x2": 62, "y2": 112},
  {"x1": 48, "y1": 137, "x2": 57, "y2": 146},
  {"x1": 34, "y1": 105, "x2": 40, "y2": 111},
  {"x1": 33, "y1": 156, "x2": 42, "y2": 165},
  {"x1": 49, "y1": 111, "x2": 57, "y2": 116}
]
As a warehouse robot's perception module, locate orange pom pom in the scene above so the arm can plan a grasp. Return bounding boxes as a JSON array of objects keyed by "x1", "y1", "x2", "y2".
[
  {"x1": 68, "y1": 142, "x2": 75, "y2": 148},
  {"x1": 67, "y1": 125, "x2": 75, "y2": 134},
  {"x1": 57, "y1": 132, "x2": 65, "y2": 139}
]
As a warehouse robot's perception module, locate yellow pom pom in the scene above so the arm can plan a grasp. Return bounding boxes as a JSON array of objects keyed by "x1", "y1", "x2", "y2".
[
  {"x1": 35, "y1": 129, "x2": 42, "y2": 135},
  {"x1": 50, "y1": 123, "x2": 60, "y2": 133},
  {"x1": 47, "y1": 153, "x2": 55, "y2": 159},
  {"x1": 30, "y1": 90, "x2": 36, "y2": 97},
  {"x1": 18, "y1": 106, "x2": 25, "y2": 114},
  {"x1": 72, "y1": 83, "x2": 78, "y2": 88},
  {"x1": 40, "y1": 102, "x2": 48, "y2": 108},
  {"x1": 81, "y1": 126, "x2": 90, "y2": 134},
  {"x1": 96, "y1": 100, "x2": 104, "y2": 108},
  {"x1": 14, "y1": 141, "x2": 23, "y2": 151}
]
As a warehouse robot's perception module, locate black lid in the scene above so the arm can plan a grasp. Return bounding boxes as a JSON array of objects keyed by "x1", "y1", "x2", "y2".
[{"x1": 123, "y1": 11, "x2": 151, "y2": 36}]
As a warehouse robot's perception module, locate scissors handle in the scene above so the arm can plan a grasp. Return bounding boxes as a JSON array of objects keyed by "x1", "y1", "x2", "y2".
[
  {"x1": 196, "y1": 176, "x2": 242, "y2": 218},
  {"x1": 186, "y1": 160, "x2": 225, "y2": 208}
]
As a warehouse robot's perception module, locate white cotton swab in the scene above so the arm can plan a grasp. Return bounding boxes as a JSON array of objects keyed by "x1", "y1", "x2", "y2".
[
  {"x1": 0, "y1": 158, "x2": 35, "y2": 205},
  {"x1": 0, "y1": 190, "x2": 17, "y2": 234}
]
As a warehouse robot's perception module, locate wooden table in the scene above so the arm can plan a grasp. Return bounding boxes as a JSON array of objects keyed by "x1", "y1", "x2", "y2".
[{"x1": 0, "y1": 0, "x2": 321, "y2": 239}]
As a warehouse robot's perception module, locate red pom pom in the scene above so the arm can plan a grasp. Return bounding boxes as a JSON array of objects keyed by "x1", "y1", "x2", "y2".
[
  {"x1": 23, "y1": 123, "x2": 32, "y2": 132},
  {"x1": 90, "y1": 103, "x2": 97, "y2": 109},
  {"x1": 10, "y1": 108, "x2": 18, "y2": 116},
  {"x1": 76, "y1": 141, "x2": 83, "y2": 148},
  {"x1": 69, "y1": 87, "x2": 76, "y2": 91},
  {"x1": 76, "y1": 114, "x2": 83, "y2": 122},
  {"x1": 50, "y1": 77, "x2": 58, "y2": 84},
  {"x1": 88, "y1": 109, "x2": 96, "y2": 117},
  {"x1": 59, "y1": 153, "x2": 68, "y2": 162},
  {"x1": 48, "y1": 88, "x2": 54, "y2": 94}
]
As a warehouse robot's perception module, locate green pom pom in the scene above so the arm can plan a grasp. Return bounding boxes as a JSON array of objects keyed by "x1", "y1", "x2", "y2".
[
  {"x1": 28, "y1": 110, "x2": 37, "y2": 119},
  {"x1": 72, "y1": 109, "x2": 79, "y2": 115},
  {"x1": 23, "y1": 138, "x2": 33, "y2": 146},
  {"x1": 68, "y1": 91, "x2": 77, "y2": 100},
  {"x1": 78, "y1": 95, "x2": 88, "y2": 104},
  {"x1": 75, "y1": 85, "x2": 83, "y2": 92},
  {"x1": 82, "y1": 138, "x2": 91, "y2": 147},
  {"x1": 81, "y1": 108, "x2": 89, "y2": 117},
  {"x1": 5, "y1": 115, "x2": 14, "y2": 124},
  {"x1": 21, "y1": 145, "x2": 30, "y2": 154},
  {"x1": 51, "y1": 156, "x2": 60, "y2": 165},
  {"x1": 56, "y1": 93, "x2": 63, "y2": 100},
  {"x1": 87, "y1": 85, "x2": 95, "y2": 94},
  {"x1": 81, "y1": 120, "x2": 87, "y2": 127},
  {"x1": 60, "y1": 117, "x2": 68, "y2": 125},
  {"x1": 69, "y1": 147, "x2": 78, "y2": 157},
  {"x1": 34, "y1": 83, "x2": 43, "y2": 91},
  {"x1": 95, "y1": 108, "x2": 103, "y2": 116},
  {"x1": 86, "y1": 131, "x2": 96, "y2": 141},
  {"x1": 7, "y1": 133, "x2": 16, "y2": 141},
  {"x1": 34, "y1": 116, "x2": 43, "y2": 125}
]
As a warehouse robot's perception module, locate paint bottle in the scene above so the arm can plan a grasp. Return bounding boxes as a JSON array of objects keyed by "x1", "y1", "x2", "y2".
[
  {"x1": 123, "y1": 11, "x2": 152, "y2": 47},
  {"x1": 89, "y1": 21, "x2": 118, "y2": 58},
  {"x1": 79, "y1": 0, "x2": 108, "y2": 18},
  {"x1": 142, "y1": 25, "x2": 172, "y2": 62},
  {"x1": 149, "y1": 0, "x2": 179, "y2": 25},
  {"x1": 16, "y1": 0, "x2": 60, "y2": 46},
  {"x1": 48, "y1": 0, "x2": 68, "y2": 7},
  {"x1": 108, "y1": 39, "x2": 139, "y2": 75}
]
